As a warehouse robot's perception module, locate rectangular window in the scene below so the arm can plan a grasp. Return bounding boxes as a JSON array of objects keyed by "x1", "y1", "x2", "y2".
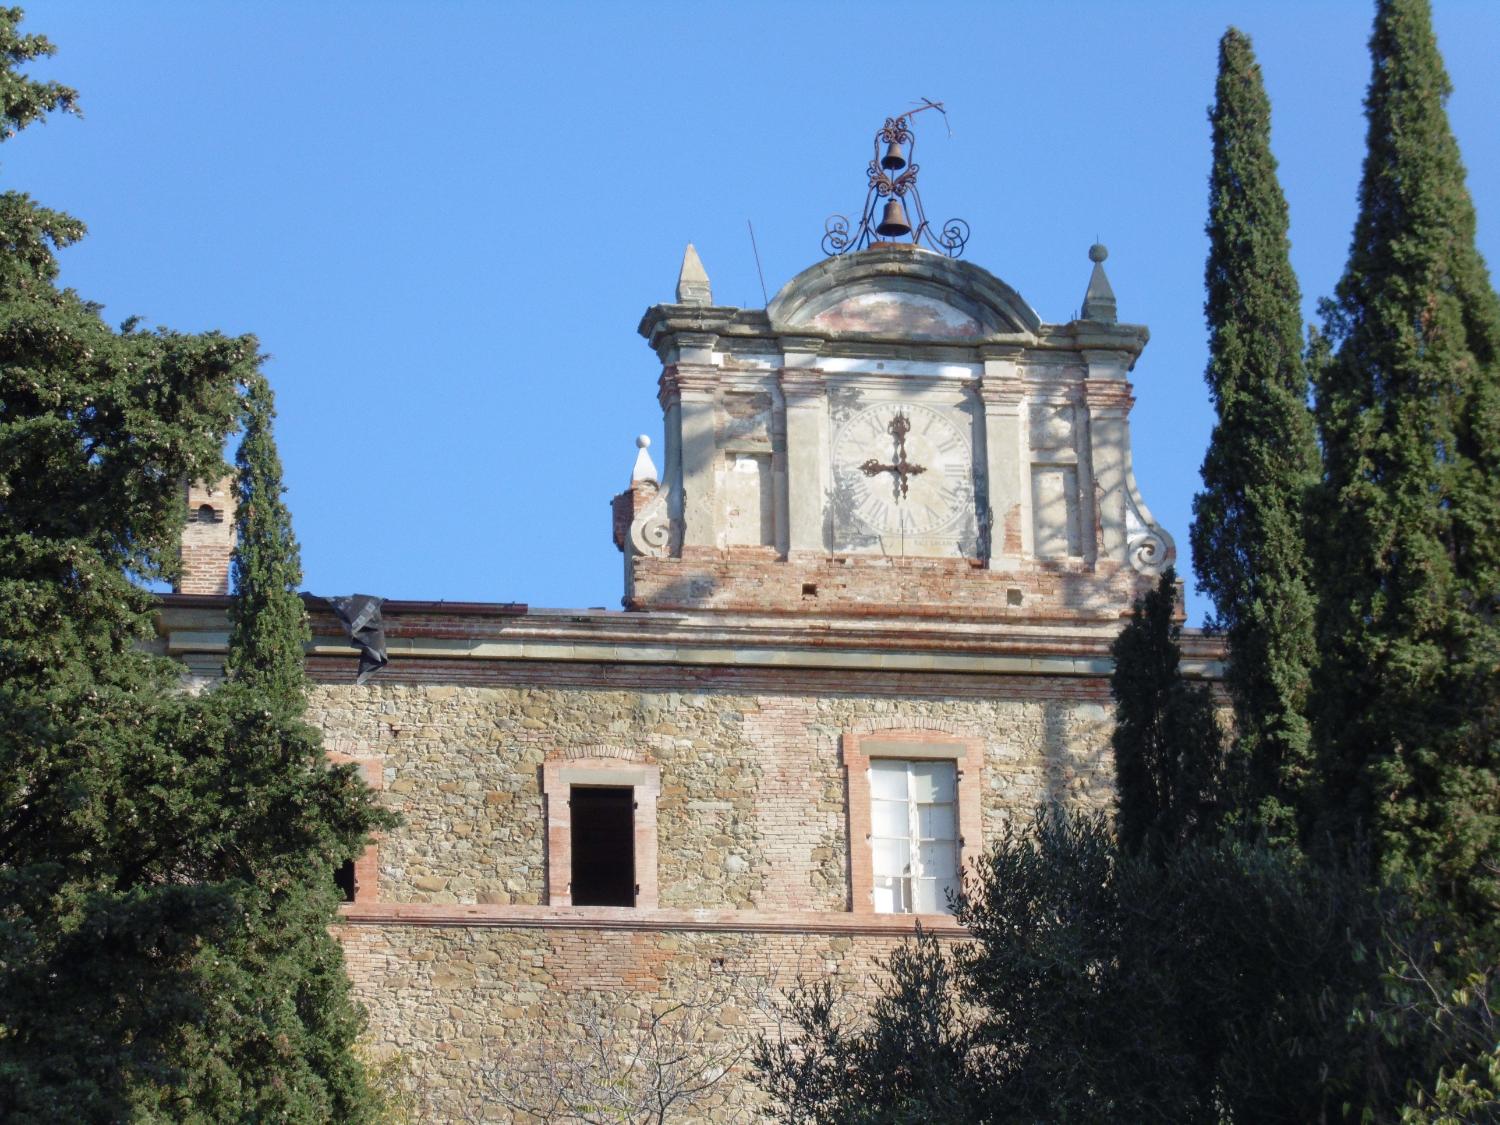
[
  {"x1": 569, "y1": 786, "x2": 636, "y2": 907},
  {"x1": 543, "y1": 760, "x2": 659, "y2": 909},
  {"x1": 869, "y1": 759, "x2": 959, "y2": 914}
]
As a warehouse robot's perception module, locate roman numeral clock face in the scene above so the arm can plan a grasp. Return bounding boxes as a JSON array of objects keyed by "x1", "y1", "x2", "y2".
[{"x1": 832, "y1": 401, "x2": 973, "y2": 544}]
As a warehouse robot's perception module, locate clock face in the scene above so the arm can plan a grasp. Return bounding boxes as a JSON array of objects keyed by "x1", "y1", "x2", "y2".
[{"x1": 832, "y1": 401, "x2": 973, "y2": 538}]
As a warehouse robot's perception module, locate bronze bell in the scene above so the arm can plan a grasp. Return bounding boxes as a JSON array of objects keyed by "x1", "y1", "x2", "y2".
[
  {"x1": 875, "y1": 198, "x2": 912, "y2": 238},
  {"x1": 880, "y1": 141, "x2": 906, "y2": 170}
]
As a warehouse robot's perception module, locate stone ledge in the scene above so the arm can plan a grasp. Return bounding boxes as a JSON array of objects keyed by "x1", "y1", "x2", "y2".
[
  {"x1": 337, "y1": 901, "x2": 967, "y2": 938},
  {"x1": 166, "y1": 628, "x2": 1118, "y2": 678},
  {"x1": 156, "y1": 598, "x2": 1227, "y2": 682}
]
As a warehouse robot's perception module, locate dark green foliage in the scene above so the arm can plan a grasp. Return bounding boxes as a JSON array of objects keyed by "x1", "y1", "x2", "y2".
[
  {"x1": 0, "y1": 14, "x2": 250, "y2": 1114},
  {"x1": 162, "y1": 372, "x2": 396, "y2": 1120},
  {"x1": 1311, "y1": 0, "x2": 1500, "y2": 930},
  {"x1": 0, "y1": 10, "x2": 390, "y2": 1117},
  {"x1": 227, "y1": 374, "x2": 310, "y2": 707},
  {"x1": 1191, "y1": 28, "x2": 1320, "y2": 844},
  {"x1": 956, "y1": 814, "x2": 1401, "y2": 1122},
  {"x1": 1109, "y1": 568, "x2": 1226, "y2": 861},
  {"x1": 753, "y1": 928, "x2": 972, "y2": 1125},
  {"x1": 755, "y1": 811, "x2": 1493, "y2": 1123},
  {"x1": 0, "y1": 7, "x2": 75, "y2": 141}
]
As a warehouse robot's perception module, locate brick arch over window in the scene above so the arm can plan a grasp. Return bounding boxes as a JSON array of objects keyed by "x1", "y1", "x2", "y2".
[
  {"x1": 552, "y1": 743, "x2": 656, "y2": 764},
  {"x1": 846, "y1": 717, "x2": 985, "y2": 739},
  {"x1": 541, "y1": 752, "x2": 660, "y2": 908},
  {"x1": 842, "y1": 729, "x2": 984, "y2": 916}
]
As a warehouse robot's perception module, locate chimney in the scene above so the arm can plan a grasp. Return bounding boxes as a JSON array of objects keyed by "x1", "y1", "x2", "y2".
[{"x1": 176, "y1": 476, "x2": 237, "y2": 594}]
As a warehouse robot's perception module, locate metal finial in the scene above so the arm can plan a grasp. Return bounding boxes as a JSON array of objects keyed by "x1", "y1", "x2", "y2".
[
  {"x1": 1089, "y1": 242, "x2": 1108, "y2": 263},
  {"x1": 822, "y1": 105, "x2": 969, "y2": 259}
]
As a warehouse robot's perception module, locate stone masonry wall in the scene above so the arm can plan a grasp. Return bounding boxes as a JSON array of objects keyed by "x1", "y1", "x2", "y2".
[
  {"x1": 336, "y1": 921, "x2": 944, "y2": 1123},
  {"x1": 306, "y1": 668, "x2": 1116, "y2": 911},
  {"x1": 311, "y1": 662, "x2": 1117, "y2": 1119}
]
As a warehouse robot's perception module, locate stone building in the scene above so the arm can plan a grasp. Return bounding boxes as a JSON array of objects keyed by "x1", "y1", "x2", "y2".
[{"x1": 161, "y1": 127, "x2": 1218, "y2": 1119}]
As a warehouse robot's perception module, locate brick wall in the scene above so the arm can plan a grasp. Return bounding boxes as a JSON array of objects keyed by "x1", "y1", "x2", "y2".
[
  {"x1": 148, "y1": 592, "x2": 1224, "y2": 1119},
  {"x1": 626, "y1": 547, "x2": 1159, "y2": 622}
]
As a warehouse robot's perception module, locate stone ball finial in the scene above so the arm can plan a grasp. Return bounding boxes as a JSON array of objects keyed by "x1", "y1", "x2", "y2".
[
  {"x1": 1089, "y1": 242, "x2": 1108, "y2": 263},
  {"x1": 631, "y1": 434, "x2": 658, "y2": 485}
]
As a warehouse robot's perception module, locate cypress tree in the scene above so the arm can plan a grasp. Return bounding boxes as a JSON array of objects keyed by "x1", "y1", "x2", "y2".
[
  {"x1": 1110, "y1": 569, "x2": 1226, "y2": 862},
  {"x1": 160, "y1": 373, "x2": 394, "y2": 1120},
  {"x1": 227, "y1": 374, "x2": 312, "y2": 706},
  {"x1": 1312, "y1": 0, "x2": 1500, "y2": 928},
  {"x1": 1190, "y1": 28, "x2": 1321, "y2": 845}
]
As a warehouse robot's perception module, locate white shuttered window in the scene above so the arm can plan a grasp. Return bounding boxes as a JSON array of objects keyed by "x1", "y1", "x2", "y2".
[{"x1": 869, "y1": 759, "x2": 959, "y2": 914}]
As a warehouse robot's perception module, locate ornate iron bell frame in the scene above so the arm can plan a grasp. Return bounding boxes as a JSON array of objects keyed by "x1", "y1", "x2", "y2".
[{"x1": 822, "y1": 106, "x2": 970, "y2": 258}]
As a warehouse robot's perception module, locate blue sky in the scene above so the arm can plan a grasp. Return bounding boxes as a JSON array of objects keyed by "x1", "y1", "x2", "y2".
[{"x1": 9, "y1": 1, "x2": 1499, "y2": 623}]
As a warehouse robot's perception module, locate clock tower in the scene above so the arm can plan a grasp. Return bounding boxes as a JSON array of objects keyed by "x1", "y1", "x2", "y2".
[{"x1": 614, "y1": 116, "x2": 1173, "y2": 624}]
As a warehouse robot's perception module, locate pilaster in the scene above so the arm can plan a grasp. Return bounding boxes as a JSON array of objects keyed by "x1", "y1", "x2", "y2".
[
  {"x1": 976, "y1": 347, "x2": 1027, "y2": 564},
  {"x1": 1080, "y1": 350, "x2": 1135, "y2": 564},
  {"x1": 663, "y1": 363, "x2": 719, "y2": 549},
  {"x1": 778, "y1": 365, "x2": 827, "y2": 555},
  {"x1": 656, "y1": 371, "x2": 685, "y2": 550},
  {"x1": 779, "y1": 336, "x2": 827, "y2": 556}
]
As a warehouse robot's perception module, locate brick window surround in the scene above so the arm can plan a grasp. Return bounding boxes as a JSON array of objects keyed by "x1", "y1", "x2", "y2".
[
  {"x1": 327, "y1": 754, "x2": 383, "y2": 903},
  {"x1": 843, "y1": 730, "x2": 984, "y2": 916},
  {"x1": 542, "y1": 758, "x2": 661, "y2": 908}
]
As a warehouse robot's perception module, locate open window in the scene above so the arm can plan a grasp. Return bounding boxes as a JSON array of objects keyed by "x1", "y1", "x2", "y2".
[
  {"x1": 568, "y1": 786, "x2": 636, "y2": 907},
  {"x1": 326, "y1": 753, "x2": 383, "y2": 905},
  {"x1": 334, "y1": 858, "x2": 357, "y2": 903},
  {"x1": 542, "y1": 757, "x2": 660, "y2": 909}
]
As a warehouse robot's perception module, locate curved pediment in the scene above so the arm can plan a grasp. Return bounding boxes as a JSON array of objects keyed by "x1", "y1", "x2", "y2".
[{"x1": 767, "y1": 243, "x2": 1041, "y2": 340}]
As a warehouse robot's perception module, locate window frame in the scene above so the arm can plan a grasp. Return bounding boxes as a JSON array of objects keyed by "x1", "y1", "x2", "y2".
[
  {"x1": 327, "y1": 753, "x2": 383, "y2": 904},
  {"x1": 542, "y1": 760, "x2": 660, "y2": 909},
  {"x1": 843, "y1": 731, "x2": 984, "y2": 917},
  {"x1": 868, "y1": 758, "x2": 960, "y2": 914}
]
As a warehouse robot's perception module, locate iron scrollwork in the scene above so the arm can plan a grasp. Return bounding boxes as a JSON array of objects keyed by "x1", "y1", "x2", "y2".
[
  {"x1": 821, "y1": 214, "x2": 854, "y2": 256},
  {"x1": 859, "y1": 411, "x2": 927, "y2": 499},
  {"x1": 822, "y1": 106, "x2": 969, "y2": 259}
]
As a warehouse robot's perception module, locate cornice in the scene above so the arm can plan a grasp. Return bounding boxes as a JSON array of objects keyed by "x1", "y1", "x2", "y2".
[{"x1": 155, "y1": 597, "x2": 1226, "y2": 681}]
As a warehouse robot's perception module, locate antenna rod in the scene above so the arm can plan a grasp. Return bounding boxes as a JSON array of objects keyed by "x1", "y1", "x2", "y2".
[{"x1": 747, "y1": 220, "x2": 769, "y2": 305}]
